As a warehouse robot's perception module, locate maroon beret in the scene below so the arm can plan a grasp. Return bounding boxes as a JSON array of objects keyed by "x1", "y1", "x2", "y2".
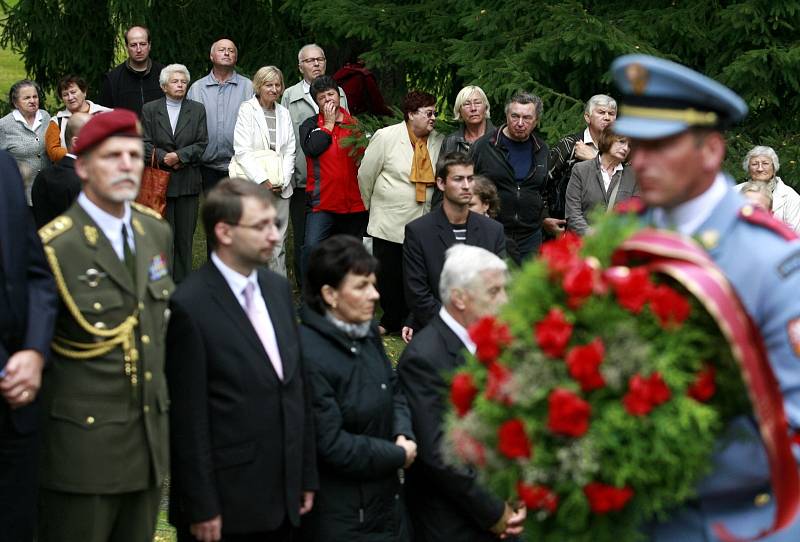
[{"x1": 73, "y1": 109, "x2": 142, "y2": 155}]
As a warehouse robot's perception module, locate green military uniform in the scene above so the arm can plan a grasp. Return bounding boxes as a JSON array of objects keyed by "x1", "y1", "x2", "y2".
[{"x1": 36, "y1": 200, "x2": 175, "y2": 542}]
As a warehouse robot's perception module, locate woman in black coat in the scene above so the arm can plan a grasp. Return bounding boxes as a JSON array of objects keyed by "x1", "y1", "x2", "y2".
[{"x1": 300, "y1": 235, "x2": 416, "y2": 542}]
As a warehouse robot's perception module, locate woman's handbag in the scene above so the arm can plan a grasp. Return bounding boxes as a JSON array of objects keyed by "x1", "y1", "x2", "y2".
[
  {"x1": 229, "y1": 112, "x2": 286, "y2": 188},
  {"x1": 228, "y1": 148, "x2": 285, "y2": 188},
  {"x1": 136, "y1": 150, "x2": 170, "y2": 216}
]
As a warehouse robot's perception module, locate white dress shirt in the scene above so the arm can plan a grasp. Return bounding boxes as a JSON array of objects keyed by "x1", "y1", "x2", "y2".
[
  {"x1": 77, "y1": 192, "x2": 134, "y2": 260},
  {"x1": 439, "y1": 306, "x2": 476, "y2": 355},
  {"x1": 600, "y1": 162, "x2": 624, "y2": 192},
  {"x1": 211, "y1": 252, "x2": 283, "y2": 372}
]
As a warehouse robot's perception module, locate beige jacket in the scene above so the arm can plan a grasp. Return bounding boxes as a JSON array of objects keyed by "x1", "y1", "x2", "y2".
[{"x1": 358, "y1": 121, "x2": 444, "y2": 244}]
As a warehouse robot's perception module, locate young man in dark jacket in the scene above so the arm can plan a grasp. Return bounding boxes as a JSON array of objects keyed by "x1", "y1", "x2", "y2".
[
  {"x1": 98, "y1": 26, "x2": 164, "y2": 116},
  {"x1": 470, "y1": 92, "x2": 565, "y2": 263}
]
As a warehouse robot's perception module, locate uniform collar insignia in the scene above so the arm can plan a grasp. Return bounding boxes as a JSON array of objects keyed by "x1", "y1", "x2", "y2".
[
  {"x1": 83, "y1": 225, "x2": 98, "y2": 246},
  {"x1": 132, "y1": 217, "x2": 145, "y2": 236}
]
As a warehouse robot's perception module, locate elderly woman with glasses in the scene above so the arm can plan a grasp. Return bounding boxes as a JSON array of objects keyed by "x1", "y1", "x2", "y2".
[
  {"x1": 440, "y1": 85, "x2": 493, "y2": 157},
  {"x1": 735, "y1": 145, "x2": 800, "y2": 231},
  {"x1": 358, "y1": 91, "x2": 444, "y2": 335}
]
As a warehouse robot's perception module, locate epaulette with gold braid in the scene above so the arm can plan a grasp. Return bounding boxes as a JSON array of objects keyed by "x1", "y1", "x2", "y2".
[
  {"x1": 38, "y1": 216, "x2": 73, "y2": 244},
  {"x1": 131, "y1": 202, "x2": 165, "y2": 221}
]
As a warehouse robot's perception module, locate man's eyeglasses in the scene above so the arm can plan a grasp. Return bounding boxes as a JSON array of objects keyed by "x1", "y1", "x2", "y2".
[
  {"x1": 300, "y1": 57, "x2": 326, "y2": 65},
  {"x1": 416, "y1": 109, "x2": 437, "y2": 119},
  {"x1": 226, "y1": 220, "x2": 281, "y2": 232}
]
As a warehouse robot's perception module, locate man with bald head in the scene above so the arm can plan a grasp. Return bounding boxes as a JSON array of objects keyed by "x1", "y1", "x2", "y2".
[
  {"x1": 98, "y1": 25, "x2": 165, "y2": 115},
  {"x1": 32, "y1": 112, "x2": 91, "y2": 227},
  {"x1": 188, "y1": 38, "x2": 254, "y2": 203},
  {"x1": 282, "y1": 43, "x2": 348, "y2": 286}
]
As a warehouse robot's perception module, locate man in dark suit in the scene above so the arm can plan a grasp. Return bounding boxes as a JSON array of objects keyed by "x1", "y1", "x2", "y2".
[
  {"x1": 398, "y1": 244, "x2": 525, "y2": 542},
  {"x1": 141, "y1": 63, "x2": 208, "y2": 282},
  {"x1": 0, "y1": 149, "x2": 58, "y2": 542},
  {"x1": 165, "y1": 178, "x2": 317, "y2": 542},
  {"x1": 32, "y1": 112, "x2": 90, "y2": 227},
  {"x1": 402, "y1": 152, "x2": 506, "y2": 342}
]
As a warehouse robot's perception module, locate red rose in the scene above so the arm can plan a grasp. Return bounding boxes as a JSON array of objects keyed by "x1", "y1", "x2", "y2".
[
  {"x1": 584, "y1": 482, "x2": 634, "y2": 513},
  {"x1": 497, "y1": 418, "x2": 532, "y2": 459},
  {"x1": 486, "y1": 362, "x2": 513, "y2": 405},
  {"x1": 541, "y1": 232, "x2": 582, "y2": 275},
  {"x1": 547, "y1": 388, "x2": 591, "y2": 437},
  {"x1": 649, "y1": 284, "x2": 691, "y2": 327},
  {"x1": 452, "y1": 427, "x2": 487, "y2": 466},
  {"x1": 535, "y1": 308, "x2": 573, "y2": 358},
  {"x1": 623, "y1": 373, "x2": 671, "y2": 416},
  {"x1": 517, "y1": 481, "x2": 559, "y2": 513},
  {"x1": 469, "y1": 316, "x2": 513, "y2": 364},
  {"x1": 566, "y1": 338, "x2": 606, "y2": 392},
  {"x1": 563, "y1": 259, "x2": 595, "y2": 307},
  {"x1": 687, "y1": 364, "x2": 716, "y2": 402},
  {"x1": 604, "y1": 266, "x2": 654, "y2": 313},
  {"x1": 450, "y1": 372, "x2": 478, "y2": 417},
  {"x1": 647, "y1": 373, "x2": 671, "y2": 405},
  {"x1": 614, "y1": 196, "x2": 645, "y2": 215}
]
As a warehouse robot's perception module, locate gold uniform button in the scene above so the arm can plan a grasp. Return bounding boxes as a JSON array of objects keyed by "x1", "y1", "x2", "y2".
[
  {"x1": 754, "y1": 493, "x2": 771, "y2": 507},
  {"x1": 86, "y1": 416, "x2": 95, "y2": 425},
  {"x1": 93, "y1": 302, "x2": 102, "y2": 311},
  {"x1": 141, "y1": 335, "x2": 150, "y2": 345},
  {"x1": 143, "y1": 405, "x2": 150, "y2": 413},
  {"x1": 138, "y1": 302, "x2": 145, "y2": 310},
  {"x1": 741, "y1": 205, "x2": 754, "y2": 217},
  {"x1": 94, "y1": 321, "x2": 106, "y2": 330},
  {"x1": 144, "y1": 371, "x2": 153, "y2": 381},
  {"x1": 162, "y1": 289, "x2": 169, "y2": 297}
]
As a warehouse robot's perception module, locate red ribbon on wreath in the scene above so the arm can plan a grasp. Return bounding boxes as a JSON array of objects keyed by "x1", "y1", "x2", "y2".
[{"x1": 614, "y1": 229, "x2": 800, "y2": 542}]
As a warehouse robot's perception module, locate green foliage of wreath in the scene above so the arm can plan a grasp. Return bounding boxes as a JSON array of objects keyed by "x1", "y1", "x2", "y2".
[{"x1": 443, "y1": 211, "x2": 750, "y2": 542}]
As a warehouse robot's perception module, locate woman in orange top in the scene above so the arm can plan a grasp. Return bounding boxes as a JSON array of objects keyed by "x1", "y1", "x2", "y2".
[{"x1": 45, "y1": 74, "x2": 111, "y2": 162}]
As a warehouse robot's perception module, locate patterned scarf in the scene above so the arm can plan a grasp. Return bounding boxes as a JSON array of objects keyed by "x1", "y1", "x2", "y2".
[{"x1": 407, "y1": 124, "x2": 435, "y2": 203}]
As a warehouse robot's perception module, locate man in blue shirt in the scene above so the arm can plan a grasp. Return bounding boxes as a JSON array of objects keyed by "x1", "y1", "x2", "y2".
[{"x1": 187, "y1": 38, "x2": 253, "y2": 197}]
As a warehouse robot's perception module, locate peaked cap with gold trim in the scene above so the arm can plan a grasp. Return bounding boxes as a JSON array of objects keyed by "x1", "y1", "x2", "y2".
[{"x1": 611, "y1": 54, "x2": 748, "y2": 139}]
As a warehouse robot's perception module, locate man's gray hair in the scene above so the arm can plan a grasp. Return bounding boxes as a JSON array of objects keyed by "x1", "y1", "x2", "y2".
[
  {"x1": 584, "y1": 94, "x2": 617, "y2": 116},
  {"x1": 159, "y1": 64, "x2": 190, "y2": 87},
  {"x1": 743, "y1": 145, "x2": 780, "y2": 175},
  {"x1": 298, "y1": 43, "x2": 325, "y2": 62},
  {"x1": 439, "y1": 245, "x2": 507, "y2": 305},
  {"x1": 504, "y1": 92, "x2": 543, "y2": 119}
]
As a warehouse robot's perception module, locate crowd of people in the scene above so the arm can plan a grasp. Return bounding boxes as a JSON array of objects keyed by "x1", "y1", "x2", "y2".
[{"x1": 2, "y1": 23, "x2": 800, "y2": 542}]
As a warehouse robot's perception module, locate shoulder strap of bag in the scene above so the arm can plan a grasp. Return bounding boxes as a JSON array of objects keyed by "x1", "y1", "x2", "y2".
[{"x1": 607, "y1": 171, "x2": 622, "y2": 212}]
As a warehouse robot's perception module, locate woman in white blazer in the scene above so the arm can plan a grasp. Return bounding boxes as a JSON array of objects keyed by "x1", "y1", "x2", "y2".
[{"x1": 233, "y1": 65, "x2": 296, "y2": 276}]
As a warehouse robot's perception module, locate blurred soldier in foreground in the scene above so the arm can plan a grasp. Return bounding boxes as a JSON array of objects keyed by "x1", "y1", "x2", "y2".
[{"x1": 612, "y1": 54, "x2": 800, "y2": 541}]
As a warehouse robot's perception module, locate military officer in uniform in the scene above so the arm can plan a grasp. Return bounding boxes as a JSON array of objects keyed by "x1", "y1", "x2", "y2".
[
  {"x1": 610, "y1": 55, "x2": 800, "y2": 540},
  {"x1": 36, "y1": 109, "x2": 175, "y2": 542}
]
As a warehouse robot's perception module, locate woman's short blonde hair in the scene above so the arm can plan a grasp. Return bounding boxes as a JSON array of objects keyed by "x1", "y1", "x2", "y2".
[
  {"x1": 252, "y1": 66, "x2": 285, "y2": 95},
  {"x1": 453, "y1": 85, "x2": 490, "y2": 121}
]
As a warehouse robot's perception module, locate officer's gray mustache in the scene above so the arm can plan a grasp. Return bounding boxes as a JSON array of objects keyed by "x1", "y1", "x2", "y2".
[{"x1": 110, "y1": 175, "x2": 140, "y2": 186}]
